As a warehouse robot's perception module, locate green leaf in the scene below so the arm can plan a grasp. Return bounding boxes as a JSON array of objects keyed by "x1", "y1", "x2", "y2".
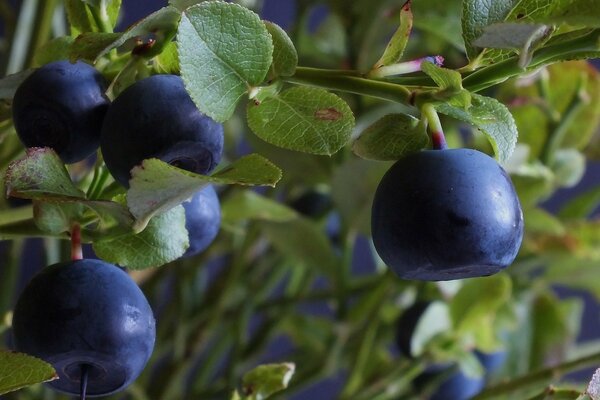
[
  {"x1": 525, "y1": 207, "x2": 565, "y2": 236},
  {"x1": 0, "y1": 69, "x2": 34, "y2": 100},
  {"x1": 68, "y1": 32, "x2": 122, "y2": 62},
  {"x1": 261, "y1": 218, "x2": 338, "y2": 277},
  {"x1": 264, "y1": 21, "x2": 297, "y2": 78},
  {"x1": 33, "y1": 199, "x2": 133, "y2": 237},
  {"x1": 247, "y1": 87, "x2": 355, "y2": 155},
  {"x1": 93, "y1": 202, "x2": 188, "y2": 269},
  {"x1": 242, "y1": 363, "x2": 295, "y2": 400},
  {"x1": 64, "y1": 0, "x2": 96, "y2": 34},
  {"x1": 221, "y1": 190, "x2": 297, "y2": 224},
  {"x1": 551, "y1": 149, "x2": 585, "y2": 188},
  {"x1": 450, "y1": 274, "x2": 512, "y2": 351},
  {"x1": 421, "y1": 61, "x2": 471, "y2": 108},
  {"x1": 352, "y1": 113, "x2": 428, "y2": 161},
  {"x1": 5, "y1": 148, "x2": 86, "y2": 200},
  {"x1": 508, "y1": 0, "x2": 600, "y2": 27},
  {"x1": 93, "y1": 6, "x2": 181, "y2": 62},
  {"x1": 0, "y1": 351, "x2": 57, "y2": 395},
  {"x1": 178, "y1": 1, "x2": 273, "y2": 122},
  {"x1": 511, "y1": 162, "x2": 553, "y2": 207},
  {"x1": 33, "y1": 37, "x2": 75, "y2": 66},
  {"x1": 461, "y1": 0, "x2": 518, "y2": 60},
  {"x1": 436, "y1": 93, "x2": 518, "y2": 163},
  {"x1": 473, "y1": 23, "x2": 552, "y2": 67},
  {"x1": 372, "y1": 1, "x2": 413, "y2": 69},
  {"x1": 153, "y1": 41, "x2": 180, "y2": 74},
  {"x1": 127, "y1": 154, "x2": 281, "y2": 231}
]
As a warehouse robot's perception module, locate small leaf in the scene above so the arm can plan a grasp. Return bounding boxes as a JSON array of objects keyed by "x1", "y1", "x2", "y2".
[
  {"x1": 221, "y1": 190, "x2": 297, "y2": 223},
  {"x1": 264, "y1": 21, "x2": 297, "y2": 78},
  {"x1": 93, "y1": 202, "x2": 188, "y2": 269},
  {"x1": 372, "y1": 0, "x2": 413, "y2": 69},
  {"x1": 247, "y1": 86, "x2": 355, "y2": 155},
  {"x1": 352, "y1": 113, "x2": 428, "y2": 161},
  {"x1": 0, "y1": 350, "x2": 57, "y2": 395},
  {"x1": 178, "y1": 1, "x2": 273, "y2": 122},
  {"x1": 5, "y1": 148, "x2": 86, "y2": 200},
  {"x1": 127, "y1": 154, "x2": 281, "y2": 231},
  {"x1": 551, "y1": 149, "x2": 585, "y2": 188},
  {"x1": 436, "y1": 94, "x2": 518, "y2": 163},
  {"x1": 69, "y1": 32, "x2": 122, "y2": 62},
  {"x1": 242, "y1": 363, "x2": 295, "y2": 400},
  {"x1": 0, "y1": 69, "x2": 34, "y2": 100},
  {"x1": 421, "y1": 61, "x2": 471, "y2": 108},
  {"x1": 473, "y1": 23, "x2": 551, "y2": 67}
]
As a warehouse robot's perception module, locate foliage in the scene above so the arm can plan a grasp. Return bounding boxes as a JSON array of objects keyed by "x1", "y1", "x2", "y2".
[{"x1": 0, "y1": 0, "x2": 599, "y2": 398}]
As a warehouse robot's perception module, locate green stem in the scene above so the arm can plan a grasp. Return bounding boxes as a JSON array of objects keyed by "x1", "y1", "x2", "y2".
[
  {"x1": 473, "y1": 351, "x2": 600, "y2": 399},
  {"x1": 540, "y1": 79, "x2": 589, "y2": 165},
  {"x1": 88, "y1": 3, "x2": 114, "y2": 33},
  {"x1": 284, "y1": 67, "x2": 414, "y2": 104},
  {"x1": 421, "y1": 103, "x2": 447, "y2": 150}
]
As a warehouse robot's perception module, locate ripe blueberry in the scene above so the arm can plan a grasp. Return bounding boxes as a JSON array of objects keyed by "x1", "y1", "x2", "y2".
[
  {"x1": 12, "y1": 259, "x2": 156, "y2": 397},
  {"x1": 371, "y1": 149, "x2": 524, "y2": 281},
  {"x1": 182, "y1": 185, "x2": 221, "y2": 258},
  {"x1": 100, "y1": 74, "x2": 224, "y2": 187},
  {"x1": 12, "y1": 60, "x2": 109, "y2": 163}
]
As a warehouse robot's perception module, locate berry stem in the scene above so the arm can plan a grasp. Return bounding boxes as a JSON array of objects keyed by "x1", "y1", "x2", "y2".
[
  {"x1": 80, "y1": 364, "x2": 89, "y2": 400},
  {"x1": 421, "y1": 103, "x2": 447, "y2": 150},
  {"x1": 71, "y1": 224, "x2": 83, "y2": 261}
]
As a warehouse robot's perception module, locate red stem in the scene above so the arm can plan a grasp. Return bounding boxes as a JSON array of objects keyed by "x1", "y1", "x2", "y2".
[{"x1": 71, "y1": 224, "x2": 83, "y2": 261}]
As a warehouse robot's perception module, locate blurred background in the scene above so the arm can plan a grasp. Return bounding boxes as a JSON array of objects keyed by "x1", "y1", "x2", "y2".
[{"x1": 1, "y1": 0, "x2": 600, "y2": 399}]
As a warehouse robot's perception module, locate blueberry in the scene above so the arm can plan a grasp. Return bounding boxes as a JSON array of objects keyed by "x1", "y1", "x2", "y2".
[
  {"x1": 12, "y1": 259, "x2": 156, "y2": 397},
  {"x1": 12, "y1": 60, "x2": 109, "y2": 163},
  {"x1": 371, "y1": 148, "x2": 524, "y2": 281},
  {"x1": 182, "y1": 185, "x2": 221, "y2": 257},
  {"x1": 100, "y1": 74, "x2": 224, "y2": 187}
]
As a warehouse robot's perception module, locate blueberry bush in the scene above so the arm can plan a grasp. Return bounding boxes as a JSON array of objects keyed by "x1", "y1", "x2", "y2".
[{"x1": 0, "y1": 0, "x2": 600, "y2": 399}]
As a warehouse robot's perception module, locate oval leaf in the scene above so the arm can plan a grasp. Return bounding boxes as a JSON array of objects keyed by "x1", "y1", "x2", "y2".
[
  {"x1": 247, "y1": 86, "x2": 355, "y2": 155},
  {"x1": 127, "y1": 154, "x2": 282, "y2": 231},
  {"x1": 242, "y1": 363, "x2": 295, "y2": 400},
  {"x1": 0, "y1": 351, "x2": 57, "y2": 395},
  {"x1": 93, "y1": 203, "x2": 188, "y2": 269},
  {"x1": 5, "y1": 148, "x2": 86, "y2": 200},
  {"x1": 352, "y1": 113, "x2": 428, "y2": 161},
  {"x1": 264, "y1": 21, "x2": 298, "y2": 78},
  {"x1": 436, "y1": 93, "x2": 518, "y2": 163},
  {"x1": 178, "y1": 1, "x2": 273, "y2": 122}
]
